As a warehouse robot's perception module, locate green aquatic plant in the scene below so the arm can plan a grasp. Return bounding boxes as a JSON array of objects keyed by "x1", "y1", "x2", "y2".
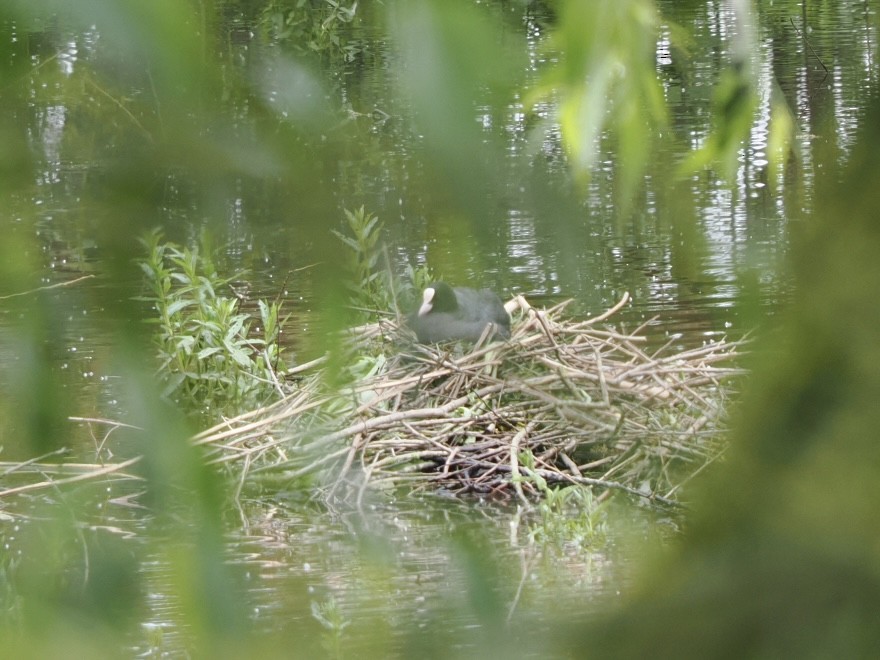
[
  {"x1": 311, "y1": 595, "x2": 351, "y2": 658},
  {"x1": 334, "y1": 206, "x2": 434, "y2": 322},
  {"x1": 514, "y1": 450, "x2": 607, "y2": 550},
  {"x1": 333, "y1": 206, "x2": 389, "y2": 314},
  {"x1": 260, "y1": 0, "x2": 364, "y2": 63},
  {"x1": 138, "y1": 229, "x2": 286, "y2": 415}
]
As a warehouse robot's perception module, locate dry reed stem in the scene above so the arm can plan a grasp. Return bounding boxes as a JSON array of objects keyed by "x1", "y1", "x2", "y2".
[{"x1": 0, "y1": 456, "x2": 143, "y2": 498}]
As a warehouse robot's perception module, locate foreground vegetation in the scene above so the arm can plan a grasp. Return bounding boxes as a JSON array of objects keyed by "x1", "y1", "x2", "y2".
[{"x1": 1, "y1": 0, "x2": 879, "y2": 657}]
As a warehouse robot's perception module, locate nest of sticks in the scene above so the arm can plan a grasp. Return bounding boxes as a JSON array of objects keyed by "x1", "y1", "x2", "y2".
[{"x1": 193, "y1": 293, "x2": 746, "y2": 507}]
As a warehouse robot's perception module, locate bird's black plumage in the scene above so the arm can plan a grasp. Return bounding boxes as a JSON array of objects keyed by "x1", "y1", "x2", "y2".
[{"x1": 408, "y1": 282, "x2": 510, "y2": 343}]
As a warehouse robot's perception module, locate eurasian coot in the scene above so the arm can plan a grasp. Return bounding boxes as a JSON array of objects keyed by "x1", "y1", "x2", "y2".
[{"x1": 408, "y1": 281, "x2": 510, "y2": 343}]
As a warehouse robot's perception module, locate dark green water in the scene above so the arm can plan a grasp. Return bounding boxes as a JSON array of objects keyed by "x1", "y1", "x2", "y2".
[{"x1": 1, "y1": 0, "x2": 878, "y2": 655}]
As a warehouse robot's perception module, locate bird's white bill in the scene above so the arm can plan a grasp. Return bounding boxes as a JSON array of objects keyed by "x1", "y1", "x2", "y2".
[{"x1": 417, "y1": 287, "x2": 435, "y2": 317}]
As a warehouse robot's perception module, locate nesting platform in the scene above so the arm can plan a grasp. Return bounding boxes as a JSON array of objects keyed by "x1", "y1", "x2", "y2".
[{"x1": 193, "y1": 293, "x2": 745, "y2": 507}]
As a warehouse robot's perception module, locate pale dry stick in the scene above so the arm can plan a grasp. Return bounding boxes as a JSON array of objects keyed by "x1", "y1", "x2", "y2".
[
  {"x1": 282, "y1": 355, "x2": 329, "y2": 377},
  {"x1": 442, "y1": 445, "x2": 463, "y2": 479},
  {"x1": 88, "y1": 423, "x2": 122, "y2": 461},
  {"x1": 202, "y1": 428, "x2": 289, "y2": 464},
  {"x1": 0, "y1": 274, "x2": 96, "y2": 300},
  {"x1": 531, "y1": 355, "x2": 623, "y2": 392},
  {"x1": 684, "y1": 413, "x2": 713, "y2": 436},
  {"x1": 586, "y1": 335, "x2": 611, "y2": 407},
  {"x1": 366, "y1": 450, "x2": 452, "y2": 474},
  {"x1": 617, "y1": 313, "x2": 663, "y2": 344},
  {"x1": 0, "y1": 456, "x2": 142, "y2": 498},
  {"x1": 514, "y1": 369, "x2": 607, "y2": 407},
  {"x1": 530, "y1": 304, "x2": 570, "y2": 363},
  {"x1": 654, "y1": 367, "x2": 734, "y2": 415},
  {"x1": 641, "y1": 370, "x2": 688, "y2": 406},
  {"x1": 69, "y1": 416, "x2": 143, "y2": 431},
  {"x1": 289, "y1": 381, "x2": 512, "y2": 453},
  {"x1": 532, "y1": 448, "x2": 571, "y2": 476},
  {"x1": 262, "y1": 349, "x2": 286, "y2": 398},
  {"x1": 503, "y1": 293, "x2": 534, "y2": 316},
  {"x1": 240, "y1": 435, "x2": 290, "y2": 466},
  {"x1": 193, "y1": 400, "x2": 291, "y2": 445},
  {"x1": 663, "y1": 443, "x2": 726, "y2": 500},
  {"x1": 233, "y1": 430, "x2": 294, "y2": 464},
  {"x1": 205, "y1": 430, "x2": 324, "y2": 467},
  {"x1": 394, "y1": 421, "x2": 461, "y2": 463},
  {"x1": 507, "y1": 546, "x2": 538, "y2": 624},
  {"x1": 378, "y1": 358, "x2": 492, "y2": 387},
  {"x1": 655, "y1": 433, "x2": 718, "y2": 460},
  {"x1": 233, "y1": 453, "x2": 252, "y2": 501},
  {"x1": 674, "y1": 378, "x2": 724, "y2": 418},
  {"x1": 351, "y1": 379, "x2": 414, "y2": 417},
  {"x1": 194, "y1": 391, "x2": 333, "y2": 447},
  {"x1": 651, "y1": 339, "x2": 740, "y2": 364},
  {"x1": 574, "y1": 319, "x2": 646, "y2": 339},
  {"x1": 652, "y1": 364, "x2": 744, "y2": 378},
  {"x1": 535, "y1": 346, "x2": 641, "y2": 388},
  {"x1": 582, "y1": 291, "x2": 632, "y2": 326},
  {"x1": 644, "y1": 333, "x2": 691, "y2": 365},
  {"x1": 1, "y1": 448, "x2": 69, "y2": 477},
  {"x1": 549, "y1": 354, "x2": 595, "y2": 405},
  {"x1": 370, "y1": 440, "x2": 453, "y2": 467},
  {"x1": 368, "y1": 433, "x2": 439, "y2": 450},
  {"x1": 564, "y1": 328, "x2": 645, "y2": 351},
  {"x1": 250, "y1": 445, "x2": 353, "y2": 480},
  {"x1": 192, "y1": 382, "x2": 321, "y2": 442},
  {"x1": 558, "y1": 452, "x2": 582, "y2": 478},
  {"x1": 420, "y1": 342, "x2": 508, "y2": 378},
  {"x1": 609, "y1": 335, "x2": 654, "y2": 376},
  {"x1": 622, "y1": 342, "x2": 742, "y2": 380},
  {"x1": 599, "y1": 444, "x2": 642, "y2": 482},
  {"x1": 578, "y1": 455, "x2": 616, "y2": 472},
  {"x1": 86, "y1": 78, "x2": 154, "y2": 141}
]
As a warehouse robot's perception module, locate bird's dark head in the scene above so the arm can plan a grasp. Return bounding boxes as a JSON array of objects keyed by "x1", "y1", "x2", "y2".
[{"x1": 418, "y1": 281, "x2": 457, "y2": 317}]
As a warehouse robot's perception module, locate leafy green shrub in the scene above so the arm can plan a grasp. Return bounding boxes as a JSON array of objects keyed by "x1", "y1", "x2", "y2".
[{"x1": 138, "y1": 229, "x2": 286, "y2": 416}]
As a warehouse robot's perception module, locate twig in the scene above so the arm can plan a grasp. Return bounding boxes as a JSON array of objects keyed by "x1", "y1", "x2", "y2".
[
  {"x1": 0, "y1": 275, "x2": 96, "y2": 300},
  {"x1": 0, "y1": 457, "x2": 142, "y2": 498}
]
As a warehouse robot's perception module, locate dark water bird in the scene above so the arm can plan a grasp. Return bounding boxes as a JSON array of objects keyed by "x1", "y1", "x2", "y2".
[{"x1": 408, "y1": 281, "x2": 510, "y2": 343}]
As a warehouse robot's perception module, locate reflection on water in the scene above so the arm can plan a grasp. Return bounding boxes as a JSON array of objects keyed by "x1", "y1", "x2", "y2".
[
  {"x1": 130, "y1": 493, "x2": 667, "y2": 657},
  {"x1": 1, "y1": 0, "x2": 879, "y2": 654}
]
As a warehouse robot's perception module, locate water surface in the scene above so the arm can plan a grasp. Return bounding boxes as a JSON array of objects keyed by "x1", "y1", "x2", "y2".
[{"x1": 1, "y1": 0, "x2": 878, "y2": 654}]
